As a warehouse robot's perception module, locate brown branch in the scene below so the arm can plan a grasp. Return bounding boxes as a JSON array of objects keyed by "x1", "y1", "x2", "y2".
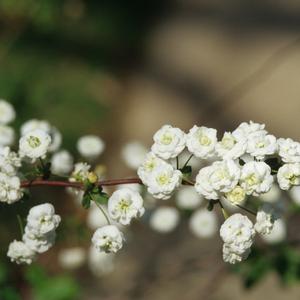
[
  {"x1": 21, "y1": 178, "x2": 143, "y2": 189},
  {"x1": 20, "y1": 177, "x2": 195, "y2": 189}
]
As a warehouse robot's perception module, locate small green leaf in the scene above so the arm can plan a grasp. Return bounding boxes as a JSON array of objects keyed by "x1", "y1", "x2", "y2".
[
  {"x1": 92, "y1": 192, "x2": 109, "y2": 205},
  {"x1": 81, "y1": 194, "x2": 91, "y2": 209}
]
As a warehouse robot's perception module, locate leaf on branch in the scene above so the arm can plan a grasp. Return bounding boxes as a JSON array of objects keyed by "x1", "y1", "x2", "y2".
[{"x1": 81, "y1": 193, "x2": 91, "y2": 209}]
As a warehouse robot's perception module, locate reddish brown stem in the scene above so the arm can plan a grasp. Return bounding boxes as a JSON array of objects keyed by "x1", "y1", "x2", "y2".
[{"x1": 20, "y1": 177, "x2": 194, "y2": 189}]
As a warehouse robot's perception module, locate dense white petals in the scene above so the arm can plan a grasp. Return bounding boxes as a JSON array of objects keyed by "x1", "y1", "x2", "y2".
[
  {"x1": 254, "y1": 207, "x2": 275, "y2": 235},
  {"x1": 247, "y1": 132, "x2": 277, "y2": 160},
  {"x1": 69, "y1": 162, "x2": 91, "y2": 183},
  {"x1": 146, "y1": 163, "x2": 182, "y2": 200},
  {"x1": 189, "y1": 209, "x2": 218, "y2": 238},
  {"x1": 0, "y1": 172, "x2": 23, "y2": 204},
  {"x1": 232, "y1": 121, "x2": 266, "y2": 141},
  {"x1": 277, "y1": 138, "x2": 300, "y2": 163},
  {"x1": 216, "y1": 132, "x2": 247, "y2": 160},
  {"x1": 26, "y1": 203, "x2": 61, "y2": 236},
  {"x1": 149, "y1": 206, "x2": 180, "y2": 233},
  {"x1": 222, "y1": 243, "x2": 250, "y2": 264},
  {"x1": 240, "y1": 161, "x2": 273, "y2": 196},
  {"x1": 0, "y1": 147, "x2": 21, "y2": 176},
  {"x1": 186, "y1": 126, "x2": 217, "y2": 159},
  {"x1": 122, "y1": 141, "x2": 147, "y2": 169},
  {"x1": 151, "y1": 125, "x2": 186, "y2": 160},
  {"x1": 7, "y1": 240, "x2": 36, "y2": 265},
  {"x1": 195, "y1": 160, "x2": 240, "y2": 200},
  {"x1": 277, "y1": 163, "x2": 300, "y2": 190},
  {"x1": 108, "y1": 188, "x2": 145, "y2": 225},
  {"x1": 225, "y1": 185, "x2": 246, "y2": 205},
  {"x1": 0, "y1": 100, "x2": 16, "y2": 124},
  {"x1": 92, "y1": 225, "x2": 124, "y2": 253},
  {"x1": 137, "y1": 152, "x2": 168, "y2": 185},
  {"x1": 220, "y1": 214, "x2": 255, "y2": 249},
  {"x1": 19, "y1": 129, "x2": 51, "y2": 161},
  {"x1": 51, "y1": 150, "x2": 73, "y2": 175},
  {"x1": 77, "y1": 135, "x2": 105, "y2": 159},
  {"x1": 23, "y1": 228, "x2": 56, "y2": 253}
]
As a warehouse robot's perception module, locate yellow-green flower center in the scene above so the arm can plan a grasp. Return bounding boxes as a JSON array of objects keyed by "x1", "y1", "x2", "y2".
[
  {"x1": 160, "y1": 133, "x2": 173, "y2": 145},
  {"x1": 27, "y1": 136, "x2": 41, "y2": 148},
  {"x1": 156, "y1": 174, "x2": 170, "y2": 185}
]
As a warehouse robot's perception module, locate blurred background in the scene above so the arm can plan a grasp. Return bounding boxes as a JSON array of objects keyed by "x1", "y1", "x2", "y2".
[{"x1": 1, "y1": 0, "x2": 300, "y2": 299}]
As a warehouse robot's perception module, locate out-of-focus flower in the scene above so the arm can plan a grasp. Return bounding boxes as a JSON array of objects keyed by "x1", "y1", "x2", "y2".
[
  {"x1": 122, "y1": 141, "x2": 147, "y2": 170},
  {"x1": 149, "y1": 206, "x2": 180, "y2": 233},
  {"x1": 77, "y1": 135, "x2": 105, "y2": 160},
  {"x1": 58, "y1": 247, "x2": 86, "y2": 270}
]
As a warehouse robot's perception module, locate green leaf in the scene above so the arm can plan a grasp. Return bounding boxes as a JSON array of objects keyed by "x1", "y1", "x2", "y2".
[
  {"x1": 81, "y1": 194, "x2": 91, "y2": 209},
  {"x1": 92, "y1": 192, "x2": 109, "y2": 205}
]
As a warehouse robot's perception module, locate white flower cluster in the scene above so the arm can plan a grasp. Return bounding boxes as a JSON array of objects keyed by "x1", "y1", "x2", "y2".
[
  {"x1": 7, "y1": 203, "x2": 61, "y2": 264},
  {"x1": 220, "y1": 214, "x2": 255, "y2": 264},
  {"x1": 0, "y1": 147, "x2": 23, "y2": 204},
  {"x1": 92, "y1": 187, "x2": 145, "y2": 254}
]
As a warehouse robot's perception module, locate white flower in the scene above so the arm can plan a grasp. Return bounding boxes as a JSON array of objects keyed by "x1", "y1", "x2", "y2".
[
  {"x1": 77, "y1": 135, "x2": 105, "y2": 159},
  {"x1": 137, "y1": 152, "x2": 168, "y2": 185},
  {"x1": 19, "y1": 129, "x2": 51, "y2": 161},
  {"x1": 289, "y1": 186, "x2": 300, "y2": 205},
  {"x1": 92, "y1": 225, "x2": 124, "y2": 253},
  {"x1": 121, "y1": 141, "x2": 147, "y2": 170},
  {"x1": 220, "y1": 213, "x2": 255, "y2": 254},
  {"x1": 88, "y1": 246, "x2": 115, "y2": 277},
  {"x1": 0, "y1": 147, "x2": 21, "y2": 175},
  {"x1": 51, "y1": 150, "x2": 73, "y2": 176},
  {"x1": 186, "y1": 126, "x2": 217, "y2": 159},
  {"x1": 21, "y1": 120, "x2": 62, "y2": 153},
  {"x1": 69, "y1": 162, "x2": 91, "y2": 183},
  {"x1": 58, "y1": 247, "x2": 86, "y2": 270},
  {"x1": 0, "y1": 125, "x2": 15, "y2": 147},
  {"x1": 21, "y1": 119, "x2": 51, "y2": 136},
  {"x1": 149, "y1": 206, "x2": 180, "y2": 233},
  {"x1": 195, "y1": 160, "x2": 240, "y2": 200},
  {"x1": 23, "y1": 227, "x2": 56, "y2": 253},
  {"x1": 277, "y1": 163, "x2": 300, "y2": 190},
  {"x1": 277, "y1": 138, "x2": 300, "y2": 163},
  {"x1": 225, "y1": 185, "x2": 246, "y2": 205},
  {"x1": 189, "y1": 209, "x2": 218, "y2": 238},
  {"x1": 0, "y1": 172, "x2": 23, "y2": 204},
  {"x1": 222, "y1": 243, "x2": 250, "y2": 264},
  {"x1": 108, "y1": 188, "x2": 145, "y2": 225},
  {"x1": 0, "y1": 100, "x2": 16, "y2": 124},
  {"x1": 26, "y1": 203, "x2": 61, "y2": 236},
  {"x1": 175, "y1": 186, "x2": 203, "y2": 210},
  {"x1": 260, "y1": 184, "x2": 280, "y2": 203},
  {"x1": 247, "y1": 132, "x2": 277, "y2": 160},
  {"x1": 7, "y1": 240, "x2": 36, "y2": 265},
  {"x1": 232, "y1": 121, "x2": 266, "y2": 141},
  {"x1": 216, "y1": 132, "x2": 247, "y2": 160},
  {"x1": 146, "y1": 163, "x2": 182, "y2": 200},
  {"x1": 254, "y1": 207, "x2": 275, "y2": 235},
  {"x1": 151, "y1": 125, "x2": 186, "y2": 160},
  {"x1": 240, "y1": 161, "x2": 273, "y2": 196},
  {"x1": 261, "y1": 219, "x2": 286, "y2": 244}
]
